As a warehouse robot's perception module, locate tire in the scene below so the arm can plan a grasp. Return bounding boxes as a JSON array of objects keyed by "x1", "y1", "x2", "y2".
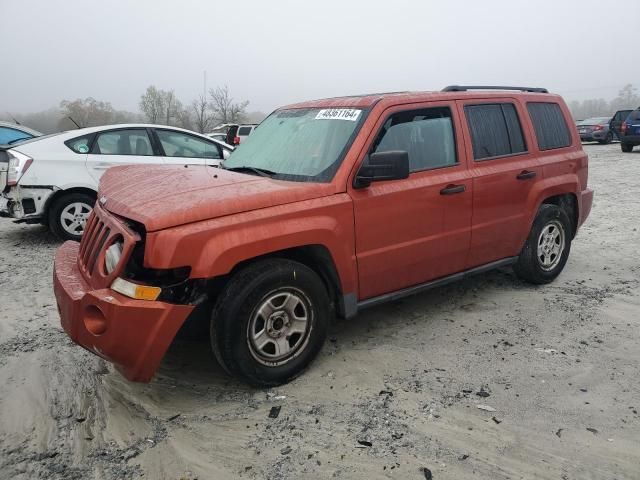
[
  {"x1": 514, "y1": 204, "x2": 572, "y2": 285},
  {"x1": 621, "y1": 143, "x2": 634, "y2": 153},
  {"x1": 48, "y1": 192, "x2": 95, "y2": 241},
  {"x1": 210, "y1": 259, "x2": 330, "y2": 386},
  {"x1": 601, "y1": 132, "x2": 613, "y2": 144}
]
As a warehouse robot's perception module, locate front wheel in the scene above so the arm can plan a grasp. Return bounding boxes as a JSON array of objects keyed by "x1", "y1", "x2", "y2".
[
  {"x1": 48, "y1": 192, "x2": 95, "y2": 241},
  {"x1": 621, "y1": 143, "x2": 634, "y2": 153},
  {"x1": 210, "y1": 259, "x2": 330, "y2": 386},
  {"x1": 514, "y1": 204, "x2": 572, "y2": 284}
]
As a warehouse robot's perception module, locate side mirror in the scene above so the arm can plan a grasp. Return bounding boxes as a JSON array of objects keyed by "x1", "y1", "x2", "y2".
[{"x1": 354, "y1": 150, "x2": 410, "y2": 189}]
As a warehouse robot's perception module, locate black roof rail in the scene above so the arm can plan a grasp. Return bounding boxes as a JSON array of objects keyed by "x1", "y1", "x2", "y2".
[{"x1": 442, "y1": 85, "x2": 549, "y2": 93}]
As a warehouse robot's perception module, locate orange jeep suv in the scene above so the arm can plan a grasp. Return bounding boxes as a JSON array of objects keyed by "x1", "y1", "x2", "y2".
[{"x1": 53, "y1": 86, "x2": 593, "y2": 386}]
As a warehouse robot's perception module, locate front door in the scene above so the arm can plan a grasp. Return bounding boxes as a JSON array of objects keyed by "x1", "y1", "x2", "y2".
[{"x1": 349, "y1": 102, "x2": 472, "y2": 300}]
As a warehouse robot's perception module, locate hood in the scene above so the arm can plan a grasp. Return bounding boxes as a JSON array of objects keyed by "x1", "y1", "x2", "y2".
[{"x1": 98, "y1": 165, "x2": 335, "y2": 231}]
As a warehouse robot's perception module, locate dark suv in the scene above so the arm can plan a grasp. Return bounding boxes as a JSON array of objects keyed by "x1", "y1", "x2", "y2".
[{"x1": 620, "y1": 107, "x2": 640, "y2": 152}]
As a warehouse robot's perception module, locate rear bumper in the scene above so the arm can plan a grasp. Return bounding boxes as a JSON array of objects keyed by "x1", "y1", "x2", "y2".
[
  {"x1": 578, "y1": 188, "x2": 594, "y2": 229},
  {"x1": 53, "y1": 241, "x2": 194, "y2": 382},
  {"x1": 620, "y1": 134, "x2": 640, "y2": 145}
]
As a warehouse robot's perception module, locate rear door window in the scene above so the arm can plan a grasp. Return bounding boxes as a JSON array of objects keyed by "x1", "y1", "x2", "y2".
[
  {"x1": 527, "y1": 102, "x2": 572, "y2": 150},
  {"x1": 464, "y1": 103, "x2": 527, "y2": 160},
  {"x1": 93, "y1": 129, "x2": 153, "y2": 155}
]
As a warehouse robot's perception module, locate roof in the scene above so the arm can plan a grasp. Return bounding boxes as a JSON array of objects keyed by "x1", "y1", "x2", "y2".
[{"x1": 280, "y1": 88, "x2": 557, "y2": 110}]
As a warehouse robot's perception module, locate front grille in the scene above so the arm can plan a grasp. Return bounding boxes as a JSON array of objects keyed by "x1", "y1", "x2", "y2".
[
  {"x1": 77, "y1": 204, "x2": 140, "y2": 286},
  {"x1": 79, "y1": 212, "x2": 111, "y2": 275}
]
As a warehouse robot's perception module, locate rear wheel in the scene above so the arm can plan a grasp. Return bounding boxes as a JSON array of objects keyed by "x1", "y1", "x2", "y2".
[
  {"x1": 210, "y1": 259, "x2": 330, "y2": 386},
  {"x1": 621, "y1": 143, "x2": 634, "y2": 153},
  {"x1": 514, "y1": 204, "x2": 572, "y2": 284},
  {"x1": 600, "y1": 132, "x2": 613, "y2": 144},
  {"x1": 48, "y1": 192, "x2": 95, "y2": 241}
]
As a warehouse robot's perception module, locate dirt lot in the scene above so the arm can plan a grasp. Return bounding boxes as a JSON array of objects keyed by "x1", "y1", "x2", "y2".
[{"x1": 0, "y1": 143, "x2": 639, "y2": 480}]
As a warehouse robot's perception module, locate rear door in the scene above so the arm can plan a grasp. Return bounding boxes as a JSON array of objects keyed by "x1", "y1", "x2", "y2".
[
  {"x1": 349, "y1": 101, "x2": 472, "y2": 300},
  {"x1": 152, "y1": 128, "x2": 223, "y2": 165},
  {"x1": 459, "y1": 99, "x2": 542, "y2": 268},
  {"x1": 85, "y1": 128, "x2": 160, "y2": 183},
  {"x1": 610, "y1": 110, "x2": 631, "y2": 139}
]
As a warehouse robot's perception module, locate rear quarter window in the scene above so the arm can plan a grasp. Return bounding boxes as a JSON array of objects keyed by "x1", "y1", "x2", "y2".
[
  {"x1": 238, "y1": 126, "x2": 253, "y2": 135},
  {"x1": 527, "y1": 102, "x2": 572, "y2": 150},
  {"x1": 64, "y1": 134, "x2": 93, "y2": 153}
]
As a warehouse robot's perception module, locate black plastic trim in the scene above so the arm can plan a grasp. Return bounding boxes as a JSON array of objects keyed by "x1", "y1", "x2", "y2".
[{"x1": 357, "y1": 257, "x2": 518, "y2": 311}]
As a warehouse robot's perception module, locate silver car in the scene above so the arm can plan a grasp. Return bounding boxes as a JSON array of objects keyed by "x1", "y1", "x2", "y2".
[{"x1": 576, "y1": 117, "x2": 614, "y2": 144}]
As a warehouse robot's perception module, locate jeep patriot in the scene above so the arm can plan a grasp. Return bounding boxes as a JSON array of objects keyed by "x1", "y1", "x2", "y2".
[{"x1": 53, "y1": 86, "x2": 594, "y2": 386}]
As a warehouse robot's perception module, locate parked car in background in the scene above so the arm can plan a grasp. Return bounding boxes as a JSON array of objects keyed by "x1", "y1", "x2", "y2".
[
  {"x1": 207, "y1": 132, "x2": 229, "y2": 144},
  {"x1": 0, "y1": 122, "x2": 43, "y2": 214},
  {"x1": 0, "y1": 121, "x2": 42, "y2": 162},
  {"x1": 52, "y1": 85, "x2": 592, "y2": 386},
  {"x1": 2, "y1": 124, "x2": 233, "y2": 240},
  {"x1": 610, "y1": 109, "x2": 633, "y2": 140},
  {"x1": 620, "y1": 107, "x2": 640, "y2": 152},
  {"x1": 576, "y1": 117, "x2": 614, "y2": 144},
  {"x1": 225, "y1": 124, "x2": 257, "y2": 145}
]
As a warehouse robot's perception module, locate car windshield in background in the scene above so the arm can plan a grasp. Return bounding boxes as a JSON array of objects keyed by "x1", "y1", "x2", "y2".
[{"x1": 223, "y1": 108, "x2": 366, "y2": 182}]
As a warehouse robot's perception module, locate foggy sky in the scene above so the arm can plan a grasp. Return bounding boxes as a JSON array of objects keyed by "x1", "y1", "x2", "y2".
[{"x1": 1, "y1": 0, "x2": 639, "y2": 115}]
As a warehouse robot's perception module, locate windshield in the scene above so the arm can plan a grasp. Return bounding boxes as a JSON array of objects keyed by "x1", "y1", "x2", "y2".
[{"x1": 223, "y1": 107, "x2": 366, "y2": 182}]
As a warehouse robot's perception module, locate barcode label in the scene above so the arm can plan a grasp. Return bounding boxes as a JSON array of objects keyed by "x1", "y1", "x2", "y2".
[{"x1": 315, "y1": 109, "x2": 362, "y2": 121}]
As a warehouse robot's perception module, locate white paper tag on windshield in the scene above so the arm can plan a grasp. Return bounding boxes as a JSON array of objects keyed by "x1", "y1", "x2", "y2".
[{"x1": 315, "y1": 109, "x2": 361, "y2": 121}]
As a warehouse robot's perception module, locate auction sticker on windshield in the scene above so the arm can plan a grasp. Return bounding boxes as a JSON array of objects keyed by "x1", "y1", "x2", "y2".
[{"x1": 315, "y1": 109, "x2": 361, "y2": 121}]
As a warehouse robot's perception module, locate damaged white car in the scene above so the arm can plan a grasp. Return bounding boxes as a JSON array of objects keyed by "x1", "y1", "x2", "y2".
[{"x1": 2, "y1": 124, "x2": 232, "y2": 241}]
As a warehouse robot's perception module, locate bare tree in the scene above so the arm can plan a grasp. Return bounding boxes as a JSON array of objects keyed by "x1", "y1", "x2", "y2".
[
  {"x1": 610, "y1": 84, "x2": 640, "y2": 112},
  {"x1": 190, "y1": 94, "x2": 213, "y2": 133},
  {"x1": 59, "y1": 97, "x2": 115, "y2": 128},
  {"x1": 164, "y1": 90, "x2": 182, "y2": 125},
  {"x1": 175, "y1": 107, "x2": 194, "y2": 131},
  {"x1": 139, "y1": 86, "x2": 166, "y2": 123},
  {"x1": 208, "y1": 85, "x2": 249, "y2": 124}
]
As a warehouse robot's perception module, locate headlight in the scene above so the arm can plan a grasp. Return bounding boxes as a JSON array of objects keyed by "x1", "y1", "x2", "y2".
[
  {"x1": 105, "y1": 241, "x2": 123, "y2": 274},
  {"x1": 7, "y1": 150, "x2": 33, "y2": 186}
]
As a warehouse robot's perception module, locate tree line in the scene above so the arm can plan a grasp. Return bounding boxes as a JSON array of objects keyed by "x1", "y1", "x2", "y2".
[
  {"x1": 568, "y1": 84, "x2": 639, "y2": 121},
  {"x1": 2, "y1": 85, "x2": 264, "y2": 134},
  {"x1": 4, "y1": 84, "x2": 638, "y2": 134}
]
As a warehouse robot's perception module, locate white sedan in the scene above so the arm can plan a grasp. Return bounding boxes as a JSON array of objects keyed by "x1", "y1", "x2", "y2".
[{"x1": 2, "y1": 124, "x2": 233, "y2": 241}]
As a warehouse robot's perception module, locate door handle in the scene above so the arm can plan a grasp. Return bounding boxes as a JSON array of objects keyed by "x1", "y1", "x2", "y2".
[
  {"x1": 440, "y1": 184, "x2": 466, "y2": 195},
  {"x1": 516, "y1": 170, "x2": 537, "y2": 180},
  {"x1": 94, "y1": 163, "x2": 114, "y2": 170}
]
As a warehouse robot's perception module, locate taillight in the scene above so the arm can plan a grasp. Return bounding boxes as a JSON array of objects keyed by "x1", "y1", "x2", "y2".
[
  {"x1": 621, "y1": 122, "x2": 628, "y2": 134},
  {"x1": 233, "y1": 136, "x2": 240, "y2": 145},
  {"x1": 593, "y1": 125, "x2": 603, "y2": 131},
  {"x1": 7, "y1": 150, "x2": 33, "y2": 186}
]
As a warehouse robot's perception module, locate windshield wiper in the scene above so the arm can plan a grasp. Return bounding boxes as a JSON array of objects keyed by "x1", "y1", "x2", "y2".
[{"x1": 223, "y1": 165, "x2": 276, "y2": 178}]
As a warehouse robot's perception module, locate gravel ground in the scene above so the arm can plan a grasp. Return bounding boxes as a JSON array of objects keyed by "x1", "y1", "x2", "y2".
[{"x1": 0, "y1": 143, "x2": 639, "y2": 480}]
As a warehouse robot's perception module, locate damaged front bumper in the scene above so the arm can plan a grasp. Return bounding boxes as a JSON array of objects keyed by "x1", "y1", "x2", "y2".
[{"x1": 53, "y1": 241, "x2": 194, "y2": 382}]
